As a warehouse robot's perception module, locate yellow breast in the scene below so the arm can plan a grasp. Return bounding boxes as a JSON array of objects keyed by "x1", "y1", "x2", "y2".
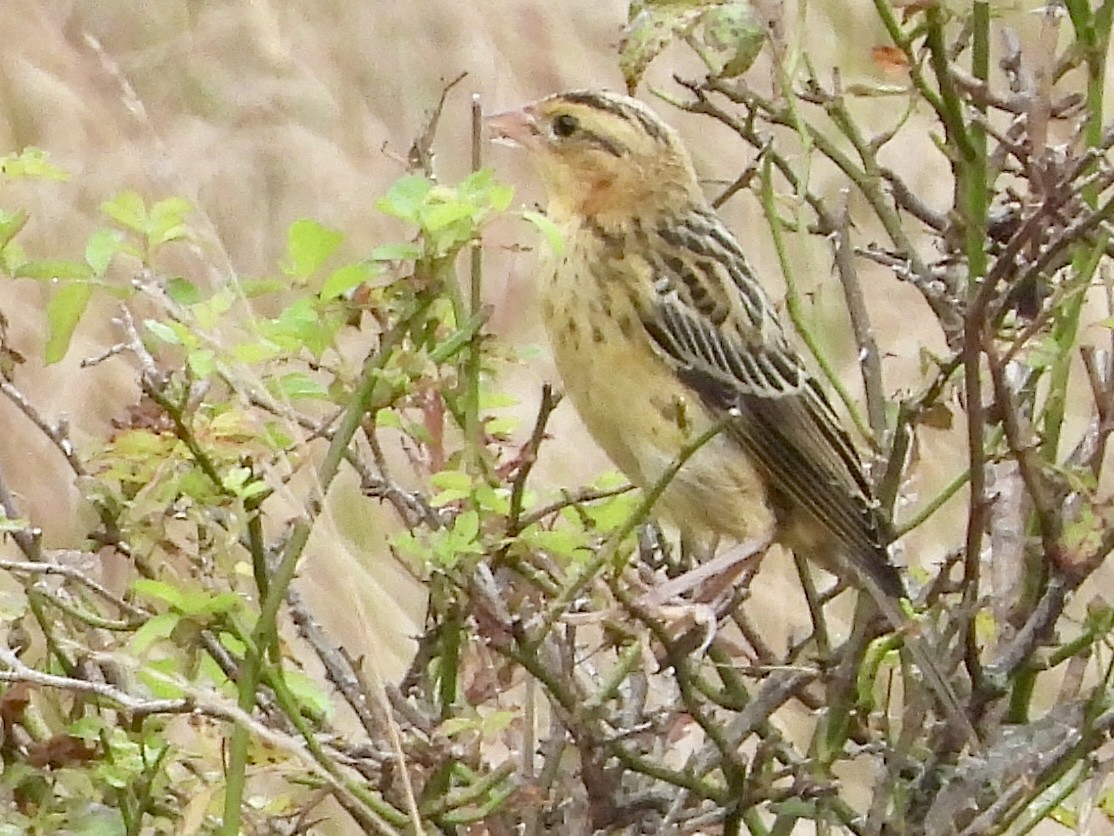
[{"x1": 538, "y1": 223, "x2": 776, "y2": 544}]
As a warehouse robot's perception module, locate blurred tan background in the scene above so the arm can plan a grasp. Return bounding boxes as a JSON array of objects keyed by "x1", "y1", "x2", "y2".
[
  {"x1": 1, "y1": 2, "x2": 1110, "y2": 832},
  {"x1": 0, "y1": 0, "x2": 649, "y2": 684}
]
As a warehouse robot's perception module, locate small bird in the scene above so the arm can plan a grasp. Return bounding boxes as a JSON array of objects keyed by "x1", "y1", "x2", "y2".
[
  {"x1": 488, "y1": 90, "x2": 980, "y2": 745},
  {"x1": 487, "y1": 89, "x2": 902, "y2": 604}
]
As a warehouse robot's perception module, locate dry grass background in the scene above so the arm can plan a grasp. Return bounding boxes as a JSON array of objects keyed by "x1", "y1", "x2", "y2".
[
  {"x1": 1, "y1": 1, "x2": 1112, "y2": 833},
  {"x1": 1, "y1": 0, "x2": 639, "y2": 686}
]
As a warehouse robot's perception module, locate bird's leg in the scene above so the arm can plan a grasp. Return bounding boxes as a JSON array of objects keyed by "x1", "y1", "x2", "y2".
[
  {"x1": 629, "y1": 534, "x2": 772, "y2": 661},
  {"x1": 635, "y1": 520, "x2": 673, "y2": 571},
  {"x1": 635, "y1": 534, "x2": 771, "y2": 608},
  {"x1": 677, "y1": 530, "x2": 705, "y2": 573}
]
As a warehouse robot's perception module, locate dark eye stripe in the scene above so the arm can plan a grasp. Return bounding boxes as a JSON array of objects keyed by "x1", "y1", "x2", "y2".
[
  {"x1": 548, "y1": 109, "x2": 626, "y2": 156},
  {"x1": 583, "y1": 131, "x2": 625, "y2": 157},
  {"x1": 556, "y1": 91, "x2": 671, "y2": 145}
]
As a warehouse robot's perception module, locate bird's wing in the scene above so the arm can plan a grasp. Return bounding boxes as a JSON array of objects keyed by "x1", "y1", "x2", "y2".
[{"x1": 637, "y1": 209, "x2": 894, "y2": 583}]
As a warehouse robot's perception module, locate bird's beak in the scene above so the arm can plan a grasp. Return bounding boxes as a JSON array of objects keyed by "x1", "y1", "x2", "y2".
[{"x1": 485, "y1": 105, "x2": 541, "y2": 148}]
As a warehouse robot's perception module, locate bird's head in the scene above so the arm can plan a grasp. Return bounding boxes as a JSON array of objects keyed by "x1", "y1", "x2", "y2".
[{"x1": 487, "y1": 90, "x2": 704, "y2": 223}]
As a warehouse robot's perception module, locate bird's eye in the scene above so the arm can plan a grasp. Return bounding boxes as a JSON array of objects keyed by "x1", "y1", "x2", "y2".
[{"x1": 552, "y1": 113, "x2": 579, "y2": 138}]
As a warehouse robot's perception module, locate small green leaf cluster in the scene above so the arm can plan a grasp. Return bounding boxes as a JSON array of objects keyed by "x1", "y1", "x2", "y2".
[
  {"x1": 0, "y1": 141, "x2": 665, "y2": 831},
  {"x1": 621, "y1": 0, "x2": 765, "y2": 92}
]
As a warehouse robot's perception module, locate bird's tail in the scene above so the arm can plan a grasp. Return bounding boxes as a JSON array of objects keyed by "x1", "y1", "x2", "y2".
[{"x1": 854, "y1": 570, "x2": 978, "y2": 749}]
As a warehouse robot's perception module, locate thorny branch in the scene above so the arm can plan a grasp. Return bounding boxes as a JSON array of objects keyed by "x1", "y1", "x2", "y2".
[{"x1": 6, "y1": 8, "x2": 1114, "y2": 835}]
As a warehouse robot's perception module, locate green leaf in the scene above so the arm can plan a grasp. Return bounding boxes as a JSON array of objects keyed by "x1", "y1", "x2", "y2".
[
  {"x1": 421, "y1": 200, "x2": 474, "y2": 233},
  {"x1": 392, "y1": 530, "x2": 424, "y2": 562},
  {"x1": 370, "y1": 242, "x2": 421, "y2": 261},
  {"x1": 440, "y1": 716, "x2": 481, "y2": 737},
  {"x1": 1099, "y1": 785, "x2": 1114, "y2": 816},
  {"x1": 620, "y1": 1, "x2": 705, "y2": 92},
  {"x1": 262, "y1": 421, "x2": 293, "y2": 451},
  {"x1": 130, "y1": 612, "x2": 179, "y2": 654},
  {"x1": 283, "y1": 669, "x2": 333, "y2": 719},
  {"x1": 595, "y1": 472, "x2": 630, "y2": 490},
  {"x1": 0, "y1": 147, "x2": 69, "y2": 180},
  {"x1": 480, "y1": 709, "x2": 515, "y2": 735},
  {"x1": 1026, "y1": 334, "x2": 1062, "y2": 371},
  {"x1": 1049, "y1": 804, "x2": 1077, "y2": 828},
  {"x1": 321, "y1": 262, "x2": 376, "y2": 300},
  {"x1": 431, "y1": 469, "x2": 473, "y2": 507},
  {"x1": 132, "y1": 579, "x2": 243, "y2": 617},
  {"x1": 174, "y1": 589, "x2": 242, "y2": 618},
  {"x1": 221, "y1": 466, "x2": 262, "y2": 497},
  {"x1": 428, "y1": 510, "x2": 485, "y2": 566},
  {"x1": 522, "y1": 210, "x2": 566, "y2": 257},
  {"x1": 132, "y1": 579, "x2": 187, "y2": 610},
  {"x1": 262, "y1": 297, "x2": 340, "y2": 357},
  {"x1": 485, "y1": 415, "x2": 518, "y2": 437},
  {"x1": 191, "y1": 288, "x2": 235, "y2": 329},
  {"x1": 576, "y1": 477, "x2": 639, "y2": 532},
  {"x1": 101, "y1": 191, "x2": 149, "y2": 234},
  {"x1": 377, "y1": 175, "x2": 434, "y2": 222},
  {"x1": 144, "y1": 319, "x2": 181, "y2": 345},
  {"x1": 0, "y1": 242, "x2": 27, "y2": 275},
  {"x1": 99, "y1": 761, "x2": 135, "y2": 790},
  {"x1": 480, "y1": 391, "x2": 519, "y2": 409},
  {"x1": 0, "y1": 510, "x2": 30, "y2": 533},
  {"x1": 238, "y1": 276, "x2": 288, "y2": 297},
  {"x1": 474, "y1": 484, "x2": 511, "y2": 515},
  {"x1": 0, "y1": 209, "x2": 28, "y2": 251},
  {"x1": 698, "y1": 2, "x2": 765, "y2": 79},
  {"x1": 486, "y1": 184, "x2": 514, "y2": 213},
  {"x1": 69, "y1": 715, "x2": 108, "y2": 740},
  {"x1": 1085, "y1": 602, "x2": 1114, "y2": 635},
  {"x1": 165, "y1": 276, "x2": 203, "y2": 305},
  {"x1": 523, "y1": 528, "x2": 591, "y2": 560},
  {"x1": 186, "y1": 348, "x2": 216, "y2": 377},
  {"x1": 219, "y1": 630, "x2": 246, "y2": 657},
  {"x1": 452, "y1": 509, "x2": 480, "y2": 544},
  {"x1": 147, "y1": 196, "x2": 192, "y2": 246},
  {"x1": 44, "y1": 282, "x2": 94, "y2": 364},
  {"x1": 974, "y1": 608, "x2": 997, "y2": 643},
  {"x1": 769, "y1": 798, "x2": 818, "y2": 818},
  {"x1": 271, "y1": 372, "x2": 329, "y2": 400},
  {"x1": 0, "y1": 589, "x2": 27, "y2": 621},
  {"x1": 431, "y1": 470, "x2": 474, "y2": 492},
  {"x1": 233, "y1": 339, "x2": 281, "y2": 363},
  {"x1": 281, "y1": 218, "x2": 344, "y2": 281},
  {"x1": 14, "y1": 259, "x2": 93, "y2": 280},
  {"x1": 85, "y1": 228, "x2": 127, "y2": 277},
  {"x1": 137, "y1": 658, "x2": 186, "y2": 700},
  {"x1": 376, "y1": 410, "x2": 403, "y2": 430},
  {"x1": 458, "y1": 169, "x2": 515, "y2": 213}
]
